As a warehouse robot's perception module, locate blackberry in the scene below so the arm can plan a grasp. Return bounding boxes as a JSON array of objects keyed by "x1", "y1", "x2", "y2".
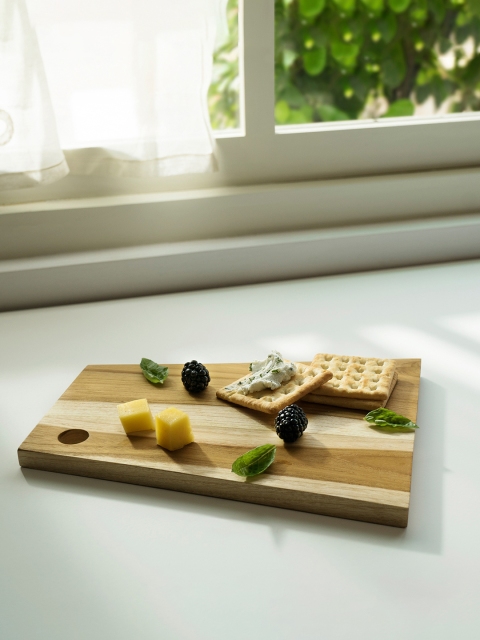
[
  {"x1": 274, "y1": 404, "x2": 308, "y2": 443},
  {"x1": 181, "y1": 360, "x2": 210, "y2": 393}
]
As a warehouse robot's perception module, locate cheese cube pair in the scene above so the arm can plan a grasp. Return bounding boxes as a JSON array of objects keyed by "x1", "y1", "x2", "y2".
[{"x1": 117, "y1": 399, "x2": 194, "y2": 451}]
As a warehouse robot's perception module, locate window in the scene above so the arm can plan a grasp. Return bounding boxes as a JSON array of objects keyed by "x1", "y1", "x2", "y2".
[
  {"x1": 2, "y1": 0, "x2": 480, "y2": 233},
  {"x1": 274, "y1": 0, "x2": 480, "y2": 125},
  {"x1": 209, "y1": 0, "x2": 241, "y2": 132}
]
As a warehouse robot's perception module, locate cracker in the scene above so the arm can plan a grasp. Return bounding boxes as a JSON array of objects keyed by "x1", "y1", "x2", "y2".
[
  {"x1": 307, "y1": 353, "x2": 396, "y2": 401},
  {"x1": 303, "y1": 371, "x2": 398, "y2": 410},
  {"x1": 216, "y1": 362, "x2": 333, "y2": 415}
]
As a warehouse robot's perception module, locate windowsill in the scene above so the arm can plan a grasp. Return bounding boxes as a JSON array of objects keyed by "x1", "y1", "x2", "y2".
[
  {"x1": 2, "y1": 165, "x2": 480, "y2": 261},
  {"x1": 2, "y1": 212, "x2": 480, "y2": 312}
]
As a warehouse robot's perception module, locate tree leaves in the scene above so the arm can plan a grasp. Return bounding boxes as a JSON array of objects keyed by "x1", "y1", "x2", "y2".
[
  {"x1": 360, "y1": 0, "x2": 385, "y2": 16},
  {"x1": 275, "y1": 99, "x2": 314, "y2": 124},
  {"x1": 318, "y1": 104, "x2": 350, "y2": 120},
  {"x1": 272, "y1": 0, "x2": 480, "y2": 127},
  {"x1": 381, "y1": 44, "x2": 406, "y2": 87},
  {"x1": 469, "y1": 0, "x2": 480, "y2": 17},
  {"x1": 303, "y1": 47, "x2": 327, "y2": 75},
  {"x1": 275, "y1": 100, "x2": 291, "y2": 124},
  {"x1": 461, "y1": 54, "x2": 480, "y2": 85},
  {"x1": 388, "y1": 0, "x2": 411, "y2": 12},
  {"x1": 429, "y1": 0, "x2": 446, "y2": 23},
  {"x1": 332, "y1": 0, "x2": 357, "y2": 16},
  {"x1": 283, "y1": 48, "x2": 298, "y2": 70},
  {"x1": 382, "y1": 98, "x2": 415, "y2": 116},
  {"x1": 331, "y1": 41, "x2": 360, "y2": 68},
  {"x1": 210, "y1": 0, "x2": 480, "y2": 130},
  {"x1": 299, "y1": 0, "x2": 326, "y2": 17},
  {"x1": 409, "y1": 0, "x2": 429, "y2": 26},
  {"x1": 376, "y1": 13, "x2": 398, "y2": 42},
  {"x1": 415, "y1": 72, "x2": 457, "y2": 107}
]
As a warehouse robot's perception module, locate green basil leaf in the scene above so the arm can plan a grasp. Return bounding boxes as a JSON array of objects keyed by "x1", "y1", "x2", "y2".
[
  {"x1": 232, "y1": 444, "x2": 277, "y2": 477},
  {"x1": 140, "y1": 358, "x2": 169, "y2": 385},
  {"x1": 364, "y1": 408, "x2": 419, "y2": 431}
]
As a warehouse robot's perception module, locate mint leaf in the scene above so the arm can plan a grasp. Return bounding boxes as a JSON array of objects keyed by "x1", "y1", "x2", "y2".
[
  {"x1": 140, "y1": 358, "x2": 169, "y2": 385},
  {"x1": 364, "y1": 408, "x2": 418, "y2": 431},
  {"x1": 232, "y1": 444, "x2": 276, "y2": 477}
]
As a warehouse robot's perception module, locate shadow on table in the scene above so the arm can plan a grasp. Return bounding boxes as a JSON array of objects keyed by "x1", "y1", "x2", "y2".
[{"x1": 21, "y1": 377, "x2": 444, "y2": 556}]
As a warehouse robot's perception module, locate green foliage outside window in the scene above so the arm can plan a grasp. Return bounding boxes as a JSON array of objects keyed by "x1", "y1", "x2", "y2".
[
  {"x1": 277, "y1": 0, "x2": 480, "y2": 123},
  {"x1": 208, "y1": 0, "x2": 480, "y2": 129},
  {"x1": 209, "y1": 0, "x2": 240, "y2": 129}
]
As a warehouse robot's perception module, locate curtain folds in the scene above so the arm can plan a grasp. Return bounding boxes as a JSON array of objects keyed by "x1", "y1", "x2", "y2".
[
  {"x1": 0, "y1": 0, "x2": 226, "y2": 189},
  {"x1": 0, "y1": 0, "x2": 69, "y2": 189}
]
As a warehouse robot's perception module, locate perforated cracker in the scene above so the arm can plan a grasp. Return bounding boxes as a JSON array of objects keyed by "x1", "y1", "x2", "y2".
[
  {"x1": 307, "y1": 353, "x2": 396, "y2": 401},
  {"x1": 303, "y1": 371, "x2": 398, "y2": 410},
  {"x1": 216, "y1": 362, "x2": 333, "y2": 415}
]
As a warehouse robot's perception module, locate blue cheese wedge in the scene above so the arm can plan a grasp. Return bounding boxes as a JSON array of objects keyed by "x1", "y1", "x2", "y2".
[{"x1": 225, "y1": 351, "x2": 297, "y2": 395}]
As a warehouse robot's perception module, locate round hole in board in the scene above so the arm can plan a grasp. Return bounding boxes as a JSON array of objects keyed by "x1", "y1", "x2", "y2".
[{"x1": 58, "y1": 429, "x2": 90, "y2": 445}]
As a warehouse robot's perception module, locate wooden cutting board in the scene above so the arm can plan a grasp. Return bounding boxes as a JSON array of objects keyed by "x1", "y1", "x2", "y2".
[{"x1": 18, "y1": 359, "x2": 421, "y2": 527}]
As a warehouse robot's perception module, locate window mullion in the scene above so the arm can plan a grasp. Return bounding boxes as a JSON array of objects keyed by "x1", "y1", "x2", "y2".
[{"x1": 241, "y1": 0, "x2": 275, "y2": 139}]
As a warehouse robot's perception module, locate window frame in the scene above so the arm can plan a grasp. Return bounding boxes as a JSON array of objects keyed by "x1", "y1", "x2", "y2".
[{"x1": 1, "y1": 0, "x2": 480, "y2": 247}]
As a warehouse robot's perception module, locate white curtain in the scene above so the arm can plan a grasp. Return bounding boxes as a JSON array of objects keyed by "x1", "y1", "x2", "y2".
[{"x1": 0, "y1": 0, "x2": 226, "y2": 189}]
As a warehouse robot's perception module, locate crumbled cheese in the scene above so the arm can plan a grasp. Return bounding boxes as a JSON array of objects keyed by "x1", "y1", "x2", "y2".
[{"x1": 226, "y1": 351, "x2": 297, "y2": 395}]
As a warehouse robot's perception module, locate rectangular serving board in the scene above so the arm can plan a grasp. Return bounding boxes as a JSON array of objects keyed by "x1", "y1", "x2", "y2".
[{"x1": 18, "y1": 359, "x2": 421, "y2": 527}]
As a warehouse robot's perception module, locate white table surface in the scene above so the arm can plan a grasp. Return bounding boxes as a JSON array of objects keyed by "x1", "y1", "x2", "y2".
[{"x1": 1, "y1": 260, "x2": 480, "y2": 640}]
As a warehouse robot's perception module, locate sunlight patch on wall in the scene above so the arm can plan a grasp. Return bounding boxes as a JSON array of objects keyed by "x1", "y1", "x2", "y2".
[
  {"x1": 360, "y1": 324, "x2": 480, "y2": 391},
  {"x1": 437, "y1": 312, "x2": 480, "y2": 345}
]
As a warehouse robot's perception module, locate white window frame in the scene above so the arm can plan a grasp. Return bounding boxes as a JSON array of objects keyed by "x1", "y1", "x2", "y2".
[{"x1": 1, "y1": 0, "x2": 480, "y2": 265}]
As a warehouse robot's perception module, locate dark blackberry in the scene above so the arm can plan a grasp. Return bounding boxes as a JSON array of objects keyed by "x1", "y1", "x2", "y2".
[
  {"x1": 274, "y1": 404, "x2": 308, "y2": 443},
  {"x1": 181, "y1": 360, "x2": 210, "y2": 393}
]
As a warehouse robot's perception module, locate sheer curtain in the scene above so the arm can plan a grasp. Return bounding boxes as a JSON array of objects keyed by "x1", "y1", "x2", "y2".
[{"x1": 0, "y1": 0, "x2": 226, "y2": 189}]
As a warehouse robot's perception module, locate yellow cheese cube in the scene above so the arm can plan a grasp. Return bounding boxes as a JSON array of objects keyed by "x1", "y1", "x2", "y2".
[
  {"x1": 155, "y1": 407, "x2": 194, "y2": 451},
  {"x1": 117, "y1": 398, "x2": 155, "y2": 434}
]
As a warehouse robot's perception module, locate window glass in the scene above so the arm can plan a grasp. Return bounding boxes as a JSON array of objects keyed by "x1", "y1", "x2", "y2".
[
  {"x1": 209, "y1": 0, "x2": 241, "y2": 130},
  {"x1": 275, "y1": 0, "x2": 480, "y2": 124}
]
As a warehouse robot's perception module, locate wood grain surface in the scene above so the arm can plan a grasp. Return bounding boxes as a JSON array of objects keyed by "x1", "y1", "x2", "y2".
[{"x1": 18, "y1": 359, "x2": 421, "y2": 527}]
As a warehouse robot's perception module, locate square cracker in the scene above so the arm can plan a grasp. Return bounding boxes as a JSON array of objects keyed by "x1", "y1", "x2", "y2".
[
  {"x1": 307, "y1": 353, "x2": 396, "y2": 401},
  {"x1": 216, "y1": 362, "x2": 333, "y2": 415},
  {"x1": 303, "y1": 371, "x2": 398, "y2": 410}
]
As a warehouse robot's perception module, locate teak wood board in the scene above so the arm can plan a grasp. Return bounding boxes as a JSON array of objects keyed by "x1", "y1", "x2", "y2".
[{"x1": 18, "y1": 359, "x2": 421, "y2": 527}]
